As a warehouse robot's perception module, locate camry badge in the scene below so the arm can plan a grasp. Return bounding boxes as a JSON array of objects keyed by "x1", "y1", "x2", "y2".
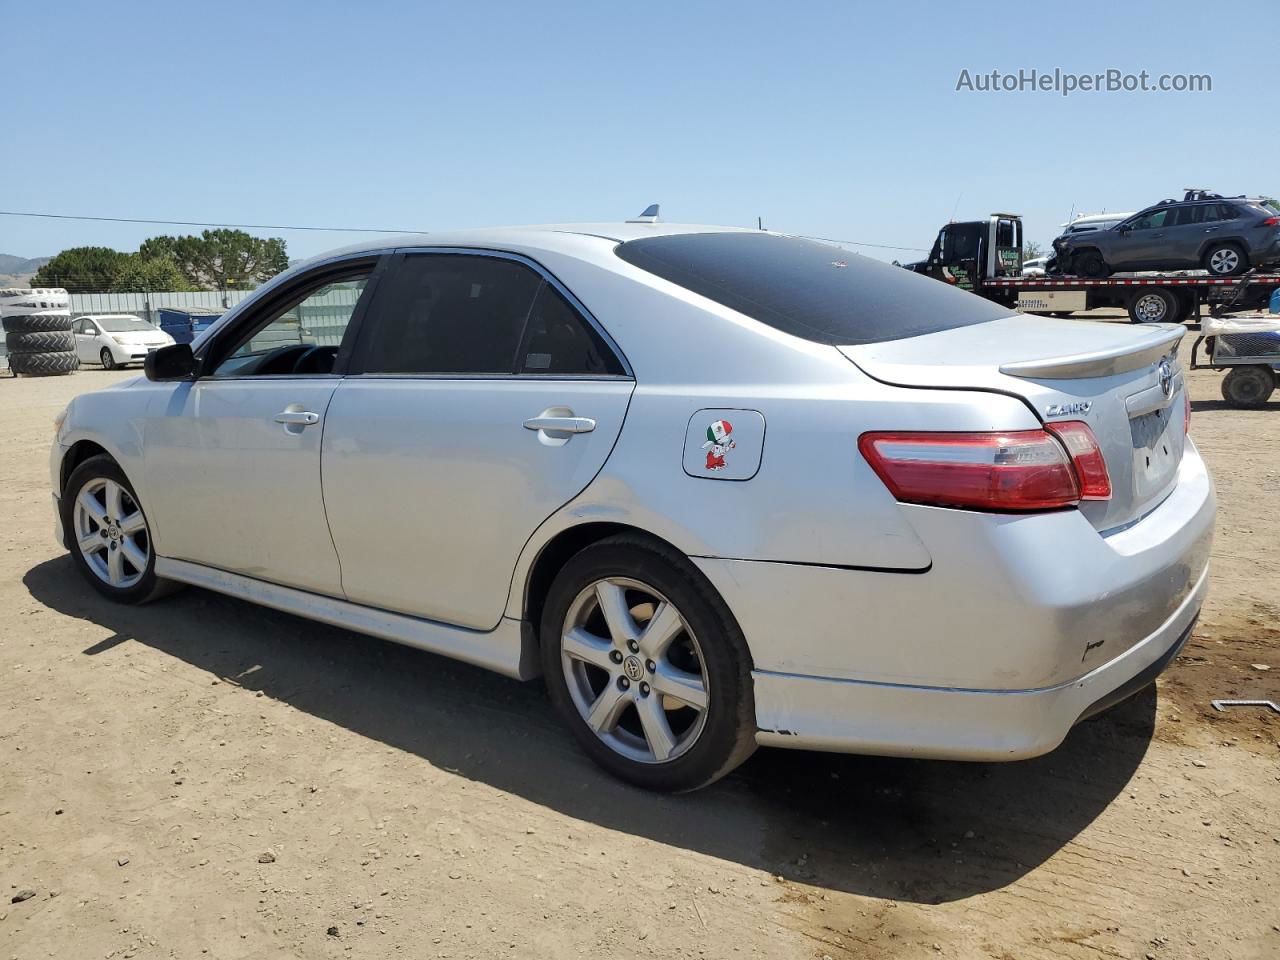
[{"x1": 1044, "y1": 400, "x2": 1092, "y2": 418}]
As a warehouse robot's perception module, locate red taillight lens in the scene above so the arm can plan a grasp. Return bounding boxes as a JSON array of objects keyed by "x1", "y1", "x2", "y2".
[
  {"x1": 1044, "y1": 421, "x2": 1111, "y2": 500},
  {"x1": 859, "y1": 423, "x2": 1111, "y2": 512},
  {"x1": 1183, "y1": 386, "x2": 1191, "y2": 435},
  {"x1": 1260, "y1": 216, "x2": 1280, "y2": 227}
]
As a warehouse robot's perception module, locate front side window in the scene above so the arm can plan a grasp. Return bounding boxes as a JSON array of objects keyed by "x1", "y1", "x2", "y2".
[
  {"x1": 210, "y1": 271, "x2": 371, "y2": 378},
  {"x1": 1128, "y1": 209, "x2": 1169, "y2": 230}
]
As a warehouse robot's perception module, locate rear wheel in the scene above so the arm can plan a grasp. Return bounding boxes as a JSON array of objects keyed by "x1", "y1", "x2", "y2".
[
  {"x1": 1128, "y1": 289, "x2": 1178, "y2": 324},
  {"x1": 61, "y1": 455, "x2": 174, "y2": 603},
  {"x1": 1075, "y1": 250, "x2": 1109, "y2": 278},
  {"x1": 1204, "y1": 242, "x2": 1248, "y2": 277},
  {"x1": 100, "y1": 347, "x2": 118, "y2": 370},
  {"x1": 540, "y1": 535, "x2": 756, "y2": 792},
  {"x1": 1220, "y1": 366, "x2": 1275, "y2": 408}
]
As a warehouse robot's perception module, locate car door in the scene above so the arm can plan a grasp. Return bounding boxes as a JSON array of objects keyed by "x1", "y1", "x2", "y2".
[
  {"x1": 321, "y1": 250, "x2": 635, "y2": 630},
  {"x1": 141, "y1": 258, "x2": 380, "y2": 596},
  {"x1": 73, "y1": 318, "x2": 98, "y2": 363},
  {"x1": 1110, "y1": 209, "x2": 1171, "y2": 268}
]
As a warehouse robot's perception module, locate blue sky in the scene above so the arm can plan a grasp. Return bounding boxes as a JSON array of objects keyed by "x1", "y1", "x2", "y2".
[{"x1": 4, "y1": 0, "x2": 1275, "y2": 264}]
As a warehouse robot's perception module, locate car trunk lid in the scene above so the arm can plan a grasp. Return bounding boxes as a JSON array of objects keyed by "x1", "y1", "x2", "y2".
[{"x1": 840, "y1": 316, "x2": 1187, "y2": 532}]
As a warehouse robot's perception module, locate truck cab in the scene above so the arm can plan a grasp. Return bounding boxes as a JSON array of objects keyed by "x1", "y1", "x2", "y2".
[{"x1": 911, "y1": 214, "x2": 1023, "y2": 294}]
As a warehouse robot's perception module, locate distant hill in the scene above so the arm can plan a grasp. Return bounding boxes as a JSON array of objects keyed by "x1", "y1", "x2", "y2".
[{"x1": 0, "y1": 254, "x2": 52, "y2": 288}]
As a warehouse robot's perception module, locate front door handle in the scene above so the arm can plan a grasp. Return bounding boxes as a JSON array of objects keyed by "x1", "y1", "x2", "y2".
[
  {"x1": 274, "y1": 410, "x2": 320, "y2": 425},
  {"x1": 523, "y1": 416, "x2": 596, "y2": 434}
]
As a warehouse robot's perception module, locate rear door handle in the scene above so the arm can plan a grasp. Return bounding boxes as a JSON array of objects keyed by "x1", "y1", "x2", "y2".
[
  {"x1": 274, "y1": 410, "x2": 320, "y2": 425},
  {"x1": 523, "y1": 416, "x2": 596, "y2": 434}
]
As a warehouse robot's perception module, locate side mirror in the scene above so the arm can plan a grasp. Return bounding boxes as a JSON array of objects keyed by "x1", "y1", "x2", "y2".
[
  {"x1": 145, "y1": 343, "x2": 198, "y2": 381},
  {"x1": 1116, "y1": 224, "x2": 1131, "y2": 234}
]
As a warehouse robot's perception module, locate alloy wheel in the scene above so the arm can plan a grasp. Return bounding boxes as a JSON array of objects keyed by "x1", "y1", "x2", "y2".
[
  {"x1": 560, "y1": 577, "x2": 709, "y2": 764},
  {"x1": 1209, "y1": 248, "x2": 1240, "y2": 275},
  {"x1": 72, "y1": 477, "x2": 150, "y2": 588}
]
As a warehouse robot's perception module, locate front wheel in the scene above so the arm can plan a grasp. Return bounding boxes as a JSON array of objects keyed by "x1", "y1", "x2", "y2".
[
  {"x1": 540, "y1": 535, "x2": 756, "y2": 792},
  {"x1": 100, "y1": 347, "x2": 118, "y2": 370},
  {"x1": 1220, "y1": 366, "x2": 1275, "y2": 408},
  {"x1": 1075, "y1": 250, "x2": 1109, "y2": 278},
  {"x1": 62, "y1": 454, "x2": 174, "y2": 603}
]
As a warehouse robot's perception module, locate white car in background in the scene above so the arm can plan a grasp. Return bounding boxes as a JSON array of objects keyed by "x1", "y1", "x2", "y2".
[
  {"x1": 1022, "y1": 256, "x2": 1049, "y2": 277},
  {"x1": 73, "y1": 314, "x2": 175, "y2": 370}
]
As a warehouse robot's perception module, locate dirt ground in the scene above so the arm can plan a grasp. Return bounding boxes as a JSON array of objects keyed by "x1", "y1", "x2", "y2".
[{"x1": 1, "y1": 324, "x2": 1277, "y2": 960}]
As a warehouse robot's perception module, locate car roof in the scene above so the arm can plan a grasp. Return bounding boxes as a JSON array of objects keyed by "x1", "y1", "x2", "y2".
[
  {"x1": 79, "y1": 313, "x2": 146, "y2": 320},
  {"x1": 294, "y1": 222, "x2": 757, "y2": 270}
]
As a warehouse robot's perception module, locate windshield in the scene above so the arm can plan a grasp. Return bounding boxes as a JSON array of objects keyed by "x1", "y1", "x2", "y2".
[
  {"x1": 96, "y1": 316, "x2": 158, "y2": 333},
  {"x1": 614, "y1": 232, "x2": 1011, "y2": 346}
]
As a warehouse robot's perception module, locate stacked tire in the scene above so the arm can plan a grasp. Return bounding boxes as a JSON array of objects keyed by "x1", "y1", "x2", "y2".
[{"x1": 3, "y1": 314, "x2": 79, "y2": 376}]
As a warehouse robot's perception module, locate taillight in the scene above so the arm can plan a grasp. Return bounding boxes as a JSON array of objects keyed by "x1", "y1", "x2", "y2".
[
  {"x1": 1183, "y1": 385, "x2": 1191, "y2": 435},
  {"x1": 1044, "y1": 421, "x2": 1112, "y2": 499},
  {"x1": 1259, "y1": 216, "x2": 1280, "y2": 227},
  {"x1": 859, "y1": 423, "x2": 1111, "y2": 512}
]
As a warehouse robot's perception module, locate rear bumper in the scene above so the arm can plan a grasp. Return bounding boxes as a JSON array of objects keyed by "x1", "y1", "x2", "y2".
[
  {"x1": 749, "y1": 566, "x2": 1203, "y2": 760},
  {"x1": 694, "y1": 443, "x2": 1215, "y2": 761}
]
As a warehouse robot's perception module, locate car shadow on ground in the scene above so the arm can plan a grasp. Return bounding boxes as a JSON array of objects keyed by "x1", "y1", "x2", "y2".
[{"x1": 24, "y1": 555, "x2": 1156, "y2": 904}]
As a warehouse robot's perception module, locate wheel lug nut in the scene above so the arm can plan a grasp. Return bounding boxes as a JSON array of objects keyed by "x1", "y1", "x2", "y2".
[
  {"x1": 627, "y1": 640, "x2": 639, "y2": 653},
  {"x1": 645, "y1": 660, "x2": 656, "y2": 673},
  {"x1": 618, "y1": 677, "x2": 630, "y2": 690},
  {"x1": 639, "y1": 682, "x2": 650, "y2": 696},
  {"x1": 610, "y1": 650, "x2": 623, "y2": 664}
]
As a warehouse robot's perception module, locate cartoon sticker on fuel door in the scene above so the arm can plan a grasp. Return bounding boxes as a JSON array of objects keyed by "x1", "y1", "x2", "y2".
[
  {"x1": 683, "y1": 410, "x2": 765, "y2": 481},
  {"x1": 702, "y1": 420, "x2": 735, "y2": 471}
]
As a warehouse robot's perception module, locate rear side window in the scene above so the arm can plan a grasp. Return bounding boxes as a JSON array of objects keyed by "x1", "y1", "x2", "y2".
[
  {"x1": 614, "y1": 232, "x2": 1011, "y2": 346},
  {"x1": 359, "y1": 255, "x2": 542, "y2": 375},
  {"x1": 518, "y1": 283, "x2": 625, "y2": 375}
]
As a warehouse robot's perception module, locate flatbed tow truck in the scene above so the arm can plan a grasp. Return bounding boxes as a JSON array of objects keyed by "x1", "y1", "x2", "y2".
[{"x1": 908, "y1": 213, "x2": 1280, "y2": 324}]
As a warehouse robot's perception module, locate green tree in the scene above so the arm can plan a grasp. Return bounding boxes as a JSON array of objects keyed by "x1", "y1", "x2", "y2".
[
  {"x1": 110, "y1": 254, "x2": 194, "y2": 293},
  {"x1": 1023, "y1": 240, "x2": 1044, "y2": 261},
  {"x1": 142, "y1": 230, "x2": 288, "y2": 290},
  {"x1": 32, "y1": 246, "x2": 129, "y2": 292}
]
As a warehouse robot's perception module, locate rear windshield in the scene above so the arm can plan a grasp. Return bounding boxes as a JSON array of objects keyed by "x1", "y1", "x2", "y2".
[{"x1": 614, "y1": 232, "x2": 1011, "y2": 346}]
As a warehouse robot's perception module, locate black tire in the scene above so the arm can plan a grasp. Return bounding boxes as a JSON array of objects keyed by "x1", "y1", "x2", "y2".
[
  {"x1": 5, "y1": 330, "x2": 75, "y2": 354},
  {"x1": 8, "y1": 351, "x2": 78, "y2": 376},
  {"x1": 1127, "y1": 288, "x2": 1178, "y2": 324},
  {"x1": 539, "y1": 534, "x2": 756, "y2": 792},
  {"x1": 1075, "y1": 250, "x2": 1109, "y2": 278},
  {"x1": 1220, "y1": 366, "x2": 1275, "y2": 408},
  {"x1": 1204, "y1": 242, "x2": 1248, "y2": 277},
  {"x1": 1, "y1": 314, "x2": 75, "y2": 335},
  {"x1": 100, "y1": 347, "x2": 118, "y2": 370},
  {"x1": 61, "y1": 455, "x2": 175, "y2": 604}
]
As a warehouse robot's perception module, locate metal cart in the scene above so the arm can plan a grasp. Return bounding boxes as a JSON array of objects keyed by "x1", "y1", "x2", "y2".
[{"x1": 1191, "y1": 315, "x2": 1280, "y2": 408}]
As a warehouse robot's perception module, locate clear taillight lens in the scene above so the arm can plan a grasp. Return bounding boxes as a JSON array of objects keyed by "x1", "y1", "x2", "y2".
[{"x1": 859, "y1": 423, "x2": 1111, "y2": 512}]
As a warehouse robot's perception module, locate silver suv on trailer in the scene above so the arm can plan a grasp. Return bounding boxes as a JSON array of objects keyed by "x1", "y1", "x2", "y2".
[{"x1": 1053, "y1": 192, "x2": 1280, "y2": 277}]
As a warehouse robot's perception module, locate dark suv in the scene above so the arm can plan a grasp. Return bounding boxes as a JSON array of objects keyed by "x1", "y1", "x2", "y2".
[{"x1": 1052, "y1": 192, "x2": 1280, "y2": 277}]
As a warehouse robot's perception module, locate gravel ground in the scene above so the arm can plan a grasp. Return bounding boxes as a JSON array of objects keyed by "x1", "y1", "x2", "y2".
[{"x1": 1, "y1": 325, "x2": 1277, "y2": 960}]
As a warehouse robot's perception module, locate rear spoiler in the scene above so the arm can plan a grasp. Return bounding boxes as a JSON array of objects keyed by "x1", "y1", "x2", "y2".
[{"x1": 999, "y1": 325, "x2": 1184, "y2": 380}]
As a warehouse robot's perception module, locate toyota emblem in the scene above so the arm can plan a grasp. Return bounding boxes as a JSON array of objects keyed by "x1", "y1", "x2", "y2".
[{"x1": 1158, "y1": 358, "x2": 1174, "y2": 398}]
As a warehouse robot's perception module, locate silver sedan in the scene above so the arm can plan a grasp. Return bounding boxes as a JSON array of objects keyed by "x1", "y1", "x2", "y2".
[{"x1": 50, "y1": 221, "x2": 1214, "y2": 791}]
